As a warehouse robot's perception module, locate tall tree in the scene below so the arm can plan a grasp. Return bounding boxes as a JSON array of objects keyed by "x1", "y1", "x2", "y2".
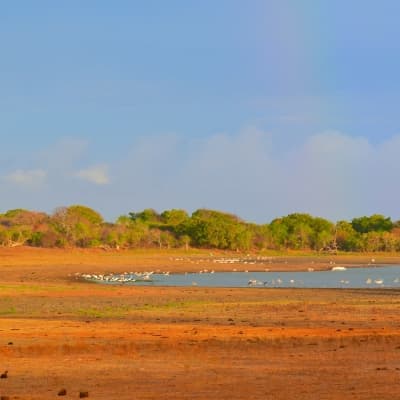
[
  {"x1": 351, "y1": 215, "x2": 393, "y2": 234},
  {"x1": 51, "y1": 205, "x2": 103, "y2": 247}
]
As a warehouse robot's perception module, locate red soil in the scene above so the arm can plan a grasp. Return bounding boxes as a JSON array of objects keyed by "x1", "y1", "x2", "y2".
[{"x1": 1, "y1": 247, "x2": 400, "y2": 399}]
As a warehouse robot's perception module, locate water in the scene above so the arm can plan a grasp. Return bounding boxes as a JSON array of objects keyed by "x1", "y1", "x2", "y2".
[{"x1": 88, "y1": 266, "x2": 400, "y2": 289}]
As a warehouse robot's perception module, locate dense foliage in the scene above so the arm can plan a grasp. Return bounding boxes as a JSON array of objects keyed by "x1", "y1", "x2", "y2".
[{"x1": 0, "y1": 206, "x2": 399, "y2": 252}]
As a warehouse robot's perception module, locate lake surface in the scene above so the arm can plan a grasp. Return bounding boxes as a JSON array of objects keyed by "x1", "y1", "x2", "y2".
[{"x1": 86, "y1": 266, "x2": 400, "y2": 289}]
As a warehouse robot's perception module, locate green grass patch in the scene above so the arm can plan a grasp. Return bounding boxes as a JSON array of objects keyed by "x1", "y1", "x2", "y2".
[
  {"x1": 76, "y1": 305, "x2": 131, "y2": 318},
  {"x1": 134, "y1": 299, "x2": 303, "y2": 313},
  {"x1": 136, "y1": 299, "x2": 212, "y2": 312},
  {"x1": 0, "y1": 306, "x2": 17, "y2": 315},
  {"x1": 0, "y1": 283, "x2": 81, "y2": 293}
]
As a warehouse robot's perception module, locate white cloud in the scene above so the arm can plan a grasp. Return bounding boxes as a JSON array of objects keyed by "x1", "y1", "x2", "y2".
[
  {"x1": 3, "y1": 131, "x2": 400, "y2": 223},
  {"x1": 110, "y1": 129, "x2": 400, "y2": 223},
  {"x1": 5, "y1": 169, "x2": 47, "y2": 186},
  {"x1": 76, "y1": 164, "x2": 110, "y2": 185}
]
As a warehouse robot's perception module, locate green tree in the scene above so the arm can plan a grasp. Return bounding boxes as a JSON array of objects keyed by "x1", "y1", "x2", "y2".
[
  {"x1": 128, "y1": 209, "x2": 160, "y2": 225},
  {"x1": 160, "y1": 209, "x2": 189, "y2": 226},
  {"x1": 336, "y1": 221, "x2": 362, "y2": 251},
  {"x1": 269, "y1": 219, "x2": 289, "y2": 249},
  {"x1": 114, "y1": 217, "x2": 150, "y2": 248},
  {"x1": 187, "y1": 209, "x2": 251, "y2": 250},
  {"x1": 351, "y1": 215, "x2": 393, "y2": 234},
  {"x1": 51, "y1": 205, "x2": 103, "y2": 247},
  {"x1": 0, "y1": 209, "x2": 49, "y2": 247},
  {"x1": 310, "y1": 217, "x2": 335, "y2": 250},
  {"x1": 269, "y1": 213, "x2": 334, "y2": 251},
  {"x1": 251, "y1": 224, "x2": 272, "y2": 250}
]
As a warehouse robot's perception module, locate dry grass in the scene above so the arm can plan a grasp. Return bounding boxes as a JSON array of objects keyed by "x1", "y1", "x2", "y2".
[{"x1": 1, "y1": 247, "x2": 400, "y2": 399}]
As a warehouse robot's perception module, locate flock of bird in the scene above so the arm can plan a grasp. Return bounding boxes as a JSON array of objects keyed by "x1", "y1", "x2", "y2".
[
  {"x1": 247, "y1": 277, "x2": 389, "y2": 287},
  {"x1": 78, "y1": 271, "x2": 157, "y2": 283},
  {"x1": 172, "y1": 256, "x2": 275, "y2": 265},
  {"x1": 74, "y1": 257, "x2": 398, "y2": 288},
  {"x1": 76, "y1": 268, "x2": 398, "y2": 288}
]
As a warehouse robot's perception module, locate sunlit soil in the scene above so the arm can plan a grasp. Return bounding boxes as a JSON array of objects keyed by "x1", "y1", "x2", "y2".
[{"x1": 1, "y1": 247, "x2": 400, "y2": 399}]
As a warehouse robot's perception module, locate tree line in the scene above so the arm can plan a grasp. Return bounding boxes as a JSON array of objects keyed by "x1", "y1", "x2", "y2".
[{"x1": 0, "y1": 205, "x2": 399, "y2": 252}]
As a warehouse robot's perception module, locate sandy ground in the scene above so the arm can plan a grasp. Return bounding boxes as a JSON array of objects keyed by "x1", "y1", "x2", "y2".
[{"x1": 1, "y1": 247, "x2": 400, "y2": 399}]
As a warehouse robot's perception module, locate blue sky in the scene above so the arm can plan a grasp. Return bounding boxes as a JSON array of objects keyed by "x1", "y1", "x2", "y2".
[{"x1": 2, "y1": 1, "x2": 400, "y2": 222}]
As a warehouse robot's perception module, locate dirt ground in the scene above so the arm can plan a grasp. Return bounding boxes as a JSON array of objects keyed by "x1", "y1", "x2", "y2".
[{"x1": 1, "y1": 247, "x2": 400, "y2": 399}]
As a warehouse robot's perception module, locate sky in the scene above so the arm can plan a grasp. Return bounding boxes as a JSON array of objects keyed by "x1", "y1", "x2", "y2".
[{"x1": 2, "y1": 0, "x2": 400, "y2": 223}]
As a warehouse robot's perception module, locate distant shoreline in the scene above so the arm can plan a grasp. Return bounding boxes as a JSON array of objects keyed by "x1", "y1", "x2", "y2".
[{"x1": 1, "y1": 246, "x2": 400, "y2": 283}]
